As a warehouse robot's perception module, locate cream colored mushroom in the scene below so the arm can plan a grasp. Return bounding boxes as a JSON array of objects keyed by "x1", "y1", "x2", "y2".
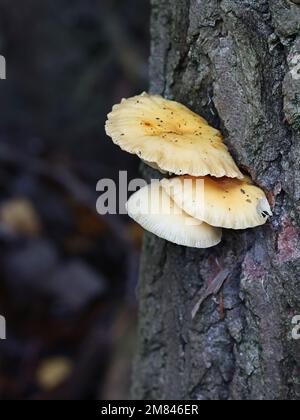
[
  {"x1": 105, "y1": 93, "x2": 243, "y2": 179},
  {"x1": 126, "y1": 182, "x2": 222, "y2": 248},
  {"x1": 161, "y1": 175, "x2": 272, "y2": 230}
]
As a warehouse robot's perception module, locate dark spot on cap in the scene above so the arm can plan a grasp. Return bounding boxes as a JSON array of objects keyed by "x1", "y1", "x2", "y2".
[
  {"x1": 241, "y1": 189, "x2": 246, "y2": 194},
  {"x1": 262, "y1": 211, "x2": 270, "y2": 217}
]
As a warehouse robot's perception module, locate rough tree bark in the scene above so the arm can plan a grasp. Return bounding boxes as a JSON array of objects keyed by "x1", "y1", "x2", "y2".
[{"x1": 132, "y1": 0, "x2": 300, "y2": 400}]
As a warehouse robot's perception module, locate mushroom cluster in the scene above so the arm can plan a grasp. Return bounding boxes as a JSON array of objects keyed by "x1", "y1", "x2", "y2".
[{"x1": 105, "y1": 93, "x2": 272, "y2": 249}]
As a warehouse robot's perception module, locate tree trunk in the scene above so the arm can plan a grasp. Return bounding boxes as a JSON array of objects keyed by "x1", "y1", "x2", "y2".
[{"x1": 132, "y1": 0, "x2": 300, "y2": 400}]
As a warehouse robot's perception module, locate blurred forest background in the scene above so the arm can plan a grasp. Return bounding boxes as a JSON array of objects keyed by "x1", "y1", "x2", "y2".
[{"x1": 0, "y1": 0, "x2": 150, "y2": 400}]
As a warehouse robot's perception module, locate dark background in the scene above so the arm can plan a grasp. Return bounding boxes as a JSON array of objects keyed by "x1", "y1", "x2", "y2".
[{"x1": 0, "y1": 0, "x2": 150, "y2": 400}]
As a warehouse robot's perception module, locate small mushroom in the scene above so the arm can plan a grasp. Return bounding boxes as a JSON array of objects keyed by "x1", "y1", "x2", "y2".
[
  {"x1": 161, "y1": 175, "x2": 272, "y2": 230},
  {"x1": 105, "y1": 92, "x2": 243, "y2": 179},
  {"x1": 126, "y1": 182, "x2": 222, "y2": 249}
]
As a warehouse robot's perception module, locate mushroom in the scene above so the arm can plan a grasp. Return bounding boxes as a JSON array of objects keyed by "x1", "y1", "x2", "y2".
[
  {"x1": 105, "y1": 92, "x2": 243, "y2": 179},
  {"x1": 126, "y1": 182, "x2": 222, "y2": 249},
  {"x1": 161, "y1": 175, "x2": 272, "y2": 230}
]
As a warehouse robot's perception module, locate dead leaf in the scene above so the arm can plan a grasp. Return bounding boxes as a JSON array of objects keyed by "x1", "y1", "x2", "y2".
[
  {"x1": 0, "y1": 198, "x2": 42, "y2": 236},
  {"x1": 72, "y1": 202, "x2": 107, "y2": 236},
  {"x1": 36, "y1": 357, "x2": 73, "y2": 390},
  {"x1": 191, "y1": 268, "x2": 230, "y2": 319}
]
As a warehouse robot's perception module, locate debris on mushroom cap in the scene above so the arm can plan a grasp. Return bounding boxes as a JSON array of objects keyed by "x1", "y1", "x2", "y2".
[
  {"x1": 105, "y1": 92, "x2": 243, "y2": 179},
  {"x1": 126, "y1": 182, "x2": 222, "y2": 249},
  {"x1": 161, "y1": 175, "x2": 273, "y2": 230}
]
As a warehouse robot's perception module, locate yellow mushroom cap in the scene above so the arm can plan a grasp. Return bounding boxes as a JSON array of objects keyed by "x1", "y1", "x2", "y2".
[
  {"x1": 161, "y1": 176, "x2": 272, "y2": 230},
  {"x1": 126, "y1": 182, "x2": 222, "y2": 249},
  {"x1": 105, "y1": 93, "x2": 243, "y2": 179}
]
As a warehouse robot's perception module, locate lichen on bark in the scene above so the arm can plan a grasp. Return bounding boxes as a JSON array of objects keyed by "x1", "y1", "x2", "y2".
[{"x1": 132, "y1": 0, "x2": 300, "y2": 400}]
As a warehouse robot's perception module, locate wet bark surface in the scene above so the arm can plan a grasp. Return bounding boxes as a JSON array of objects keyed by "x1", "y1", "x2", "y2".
[{"x1": 132, "y1": 0, "x2": 300, "y2": 400}]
